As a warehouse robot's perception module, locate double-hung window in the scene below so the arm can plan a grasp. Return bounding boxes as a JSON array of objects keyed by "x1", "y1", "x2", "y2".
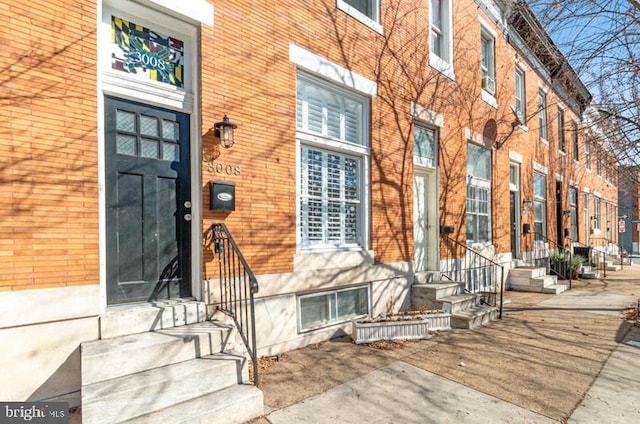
[
  {"x1": 557, "y1": 108, "x2": 565, "y2": 152},
  {"x1": 480, "y1": 31, "x2": 496, "y2": 95},
  {"x1": 297, "y1": 73, "x2": 369, "y2": 250},
  {"x1": 466, "y1": 143, "x2": 491, "y2": 243},
  {"x1": 572, "y1": 121, "x2": 579, "y2": 161},
  {"x1": 514, "y1": 67, "x2": 526, "y2": 124},
  {"x1": 596, "y1": 145, "x2": 602, "y2": 176},
  {"x1": 338, "y1": 0, "x2": 380, "y2": 31},
  {"x1": 533, "y1": 172, "x2": 547, "y2": 241},
  {"x1": 585, "y1": 136, "x2": 591, "y2": 170},
  {"x1": 538, "y1": 91, "x2": 548, "y2": 142},
  {"x1": 593, "y1": 196, "x2": 601, "y2": 231},
  {"x1": 429, "y1": 0, "x2": 454, "y2": 78}
]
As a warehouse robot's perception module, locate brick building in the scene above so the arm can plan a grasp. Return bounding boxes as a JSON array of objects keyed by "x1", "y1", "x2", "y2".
[{"x1": 0, "y1": 0, "x2": 620, "y2": 421}]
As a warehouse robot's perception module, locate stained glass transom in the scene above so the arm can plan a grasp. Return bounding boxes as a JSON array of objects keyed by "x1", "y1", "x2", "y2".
[{"x1": 111, "y1": 16, "x2": 185, "y2": 88}]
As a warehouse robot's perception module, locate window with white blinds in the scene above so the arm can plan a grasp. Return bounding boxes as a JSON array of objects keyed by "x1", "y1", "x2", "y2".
[
  {"x1": 300, "y1": 147, "x2": 361, "y2": 248},
  {"x1": 296, "y1": 76, "x2": 364, "y2": 145},
  {"x1": 297, "y1": 74, "x2": 369, "y2": 250}
]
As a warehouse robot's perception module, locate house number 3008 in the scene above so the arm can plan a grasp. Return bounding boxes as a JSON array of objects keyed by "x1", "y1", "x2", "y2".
[{"x1": 207, "y1": 161, "x2": 241, "y2": 176}]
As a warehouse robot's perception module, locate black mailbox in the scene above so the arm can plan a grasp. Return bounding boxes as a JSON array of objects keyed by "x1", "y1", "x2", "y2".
[
  {"x1": 440, "y1": 225, "x2": 455, "y2": 234},
  {"x1": 523, "y1": 223, "x2": 531, "y2": 234},
  {"x1": 210, "y1": 181, "x2": 235, "y2": 211}
]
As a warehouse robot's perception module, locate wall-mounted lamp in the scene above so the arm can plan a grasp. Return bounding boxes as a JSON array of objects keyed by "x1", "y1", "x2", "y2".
[
  {"x1": 522, "y1": 199, "x2": 533, "y2": 207},
  {"x1": 562, "y1": 210, "x2": 571, "y2": 216},
  {"x1": 213, "y1": 114, "x2": 237, "y2": 148}
]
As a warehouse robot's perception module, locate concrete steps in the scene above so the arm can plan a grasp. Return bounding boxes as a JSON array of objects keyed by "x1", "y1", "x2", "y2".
[
  {"x1": 81, "y1": 304, "x2": 263, "y2": 424},
  {"x1": 508, "y1": 267, "x2": 568, "y2": 294},
  {"x1": 451, "y1": 305, "x2": 498, "y2": 329},
  {"x1": 412, "y1": 282, "x2": 497, "y2": 329}
]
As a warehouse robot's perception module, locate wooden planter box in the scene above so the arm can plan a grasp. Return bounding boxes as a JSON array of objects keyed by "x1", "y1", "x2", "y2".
[{"x1": 352, "y1": 312, "x2": 450, "y2": 344}]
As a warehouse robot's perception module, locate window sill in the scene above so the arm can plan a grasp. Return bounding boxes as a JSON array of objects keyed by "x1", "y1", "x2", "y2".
[
  {"x1": 481, "y1": 90, "x2": 498, "y2": 109},
  {"x1": 294, "y1": 249, "x2": 375, "y2": 272},
  {"x1": 540, "y1": 138, "x2": 549, "y2": 146},
  {"x1": 517, "y1": 124, "x2": 529, "y2": 132},
  {"x1": 429, "y1": 54, "x2": 455, "y2": 81},
  {"x1": 337, "y1": 1, "x2": 383, "y2": 34}
]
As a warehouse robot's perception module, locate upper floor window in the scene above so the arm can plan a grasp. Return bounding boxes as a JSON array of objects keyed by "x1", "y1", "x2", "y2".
[
  {"x1": 596, "y1": 145, "x2": 602, "y2": 176},
  {"x1": 572, "y1": 121, "x2": 579, "y2": 161},
  {"x1": 338, "y1": 0, "x2": 381, "y2": 31},
  {"x1": 480, "y1": 31, "x2": 496, "y2": 95},
  {"x1": 557, "y1": 108, "x2": 565, "y2": 152},
  {"x1": 514, "y1": 67, "x2": 526, "y2": 124},
  {"x1": 538, "y1": 91, "x2": 548, "y2": 142},
  {"x1": 585, "y1": 136, "x2": 591, "y2": 170},
  {"x1": 429, "y1": 0, "x2": 454, "y2": 78}
]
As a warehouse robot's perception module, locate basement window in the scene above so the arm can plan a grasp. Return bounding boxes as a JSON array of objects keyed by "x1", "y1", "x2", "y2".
[{"x1": 298, "y1": 286, "x2": 369, "y2": 331}]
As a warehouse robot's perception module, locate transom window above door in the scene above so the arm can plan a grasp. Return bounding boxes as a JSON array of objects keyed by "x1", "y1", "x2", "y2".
[{"x1": 111, "y1": 16, "x2": 185, "y2": 88}]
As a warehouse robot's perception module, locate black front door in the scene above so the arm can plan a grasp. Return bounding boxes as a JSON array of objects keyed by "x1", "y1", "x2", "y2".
[{"x1": 105, "y1": 97, "x2": 191, "y2": 304}]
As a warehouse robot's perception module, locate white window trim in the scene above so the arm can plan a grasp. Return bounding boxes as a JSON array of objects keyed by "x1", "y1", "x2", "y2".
[
  {"x1": 411, "y1": 102, "x2": 444, "y2": 128},
  {"x1": 337, "y1": 0, "x2": 383, "y2": 34},
  {"x1": 429, "y1": 0, "x2": 455, "y2": 80},
  {"x1": 480, "y1": 28, "x2": 496, "y2": 98},
  {"x1": 289, "y1": 44, "x2": 377, "y2": 96},
  {"x1": 297, "y1": 285, "x2": 371, "y2": 332},
  {"x1": 295, "y1": 73, "x2": 371, "y2": 254},
  {"x1": 514, "y1": 66, "x2": 526, "y2": 125}
]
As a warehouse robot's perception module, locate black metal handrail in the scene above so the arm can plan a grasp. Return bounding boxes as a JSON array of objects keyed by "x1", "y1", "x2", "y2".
[
  {"x1": 528, "y1": 231, "x2": 574, "y2": 289},
  {"x1": 442, "y1": 235, "x2": 505, "y2": 319},
  {"x1": 573, "y1": 239, "x2": 607, "y2": 278},
  {"x1": 210, "y1": 223, "x2": 260, "y2": 387}
]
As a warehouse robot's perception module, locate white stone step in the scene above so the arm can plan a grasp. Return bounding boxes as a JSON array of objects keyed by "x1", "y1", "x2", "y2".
[
  {"x1": 127, "y1": 385, "x2": 264, "y2": 424},
  {"x1": 437, "y1": 294, "x2": 478, "y2": 314},
  {"x1": 541, "y1": 284, "x2": 569, "y2": 295},
  {"x1": 81, "y1": 321, "x2": 233, "y2": 386},
  {"x1": 411, "y1": 282, "x2": 464, "y2": 309},
  {"x1": 413, "y1": 271, "x2": 441, "y2": 284},
  {"x1": 509, "y1": 267, "x2": 548, "y2": 279},
  {"x1": 100, "y1": 301, "x2": 207, "y2": 339},
  {"x1": 451, "y1": 305, "x2": 498, "y2": 329},
  {"x1": 82, "y1": 353, "x2": 247, "y2": 424}
]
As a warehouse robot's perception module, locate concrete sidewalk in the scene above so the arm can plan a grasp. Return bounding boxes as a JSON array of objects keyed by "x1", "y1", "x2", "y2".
[
  {"x1": 267, "y1": 361, "x2": 557, "y2": 424},
  {"x1": 251, "y1": 267, "x2": 640, "y2": 424}
]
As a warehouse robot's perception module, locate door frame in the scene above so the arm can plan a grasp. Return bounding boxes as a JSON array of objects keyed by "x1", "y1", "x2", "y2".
[
  {"x1": 509, "y1": 162, "x2": 521, "y2": 260},
  {"x1": 413, "y1": 168, "x2": 439, "y2": 272},
  {"x1": 97, "y1": 0, "x2": 206, "y2": 311}
]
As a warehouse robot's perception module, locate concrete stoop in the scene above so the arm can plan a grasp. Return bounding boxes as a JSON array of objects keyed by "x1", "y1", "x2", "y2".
[
  {"x1": 508, "y1": 267, "x2": 568, "y2": 294},
  {"x1": 412, "y1": 282, "x2": 498, "y2": 329},
  {"x1": 580, "y1": 265, "x2": 603, "y2": 279},
  {"x1": 81, "y1": 302, "x2": 263, "y2": 424}
]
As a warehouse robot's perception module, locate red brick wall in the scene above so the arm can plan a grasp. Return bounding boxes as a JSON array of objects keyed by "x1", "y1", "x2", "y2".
[{"x1": 0, "y1": 1, "x2": 98, "y2": 292}]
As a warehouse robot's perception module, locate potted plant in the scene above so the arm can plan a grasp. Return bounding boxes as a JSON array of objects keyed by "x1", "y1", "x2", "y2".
[
  {"x1": 549, "y1": 251, "x2": 569, "y2": 277},
  {"x1": 568, "y1": 255, "x2": 586, "y2": 279}
]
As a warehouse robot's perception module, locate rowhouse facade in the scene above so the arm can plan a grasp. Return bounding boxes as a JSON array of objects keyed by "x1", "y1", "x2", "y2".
[{"x1": 0, "y1": 0, "x2": 620, "y2": 418}]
